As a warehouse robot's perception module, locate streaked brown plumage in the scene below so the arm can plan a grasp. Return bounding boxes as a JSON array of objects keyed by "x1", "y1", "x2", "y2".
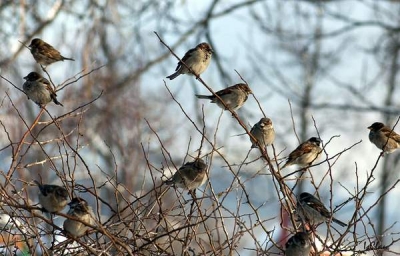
[
  {"x1": 29, "y1": 38, "x2": 74, "y2": 66},
  {"x1": 281, "y1": 137, "x2": 322, "y2": 169},
  {"x1": 196, "y1": 83, "x2": 252, "y2": 111},
  {"x1": 368, "y1": 122, "x2": 400, "y2": 154}
]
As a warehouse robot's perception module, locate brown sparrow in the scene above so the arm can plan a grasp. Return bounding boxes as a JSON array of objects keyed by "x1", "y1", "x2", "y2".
[
  {"x1": 196, "y1": 83, "x2": 252, "y2": 111},
  {"x1": 29, "y1": 38, "x2": 74, "y2": 66},
  {"x1": 166, "y1": 42, "x2": 213, "y2": 80},
  {"x1": 368, "y1": 122, "x2": 400, "y2": 154},
  {"x1": 250, "y1": 117, "x2": 275, "y2": 148},
  {"x1": 281, "y1": 137, "x2": 322, "y2": 169},
  {"x1": 23, "y1": 72, "x2": 63, "y2": 107},
  {"x1": 297, "y1": 192, "x2": 346, "y2": 227},
  {"x1": 34, "y1": 180, "x2": 68, "y2": 213},
  {"x1": 63, "y1": 197, "x2": 93, "y2": 237},
  {"x1": 285, "y1": 232, "x2": 311, "y2": 256},
  {"x1": 165, "y1": 159, "x2": 208, "y2": 190}
]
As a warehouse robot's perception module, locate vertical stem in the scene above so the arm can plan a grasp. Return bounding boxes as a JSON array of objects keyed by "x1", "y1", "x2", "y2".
[
  {"x1": 298, "y1": 10, "x2": 322, "y2": 194},
  {"x1": 377, "y1": 37, "x2": 399, "y2": 256}
]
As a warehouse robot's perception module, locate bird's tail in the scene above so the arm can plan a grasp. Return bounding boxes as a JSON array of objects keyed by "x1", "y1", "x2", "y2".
[
  {"x1": 166, "y1": 71, "x2": 180, "y2": 80},
  {"x1": 333, "y1": 218, "x2": 347, "y2": 227},
  {"x1": 52, "y1": 97, "x2": 64, "y2": 107},
  {"x1": 195, "y1": 94, "x2": 213, "y2": 99}
]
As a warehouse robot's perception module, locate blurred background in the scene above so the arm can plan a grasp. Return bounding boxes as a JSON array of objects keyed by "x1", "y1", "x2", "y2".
[{"x1": 0, "y1": 0, "x2": 399, "y2": 255}]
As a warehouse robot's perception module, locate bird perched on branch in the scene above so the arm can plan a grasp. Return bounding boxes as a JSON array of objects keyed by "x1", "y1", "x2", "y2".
[
  {"x1": 23, "y1": 72, "x2": 63, "y2": 107},
  {"x1": 285, "y1": 232, "x2": 311, "y2": 256},
  {"x1": 29, "y1": 38, "x2": 74, "y2": 66},
  {"x1": 34, "y1": 180, "x2": 69, "y2": 213},
  {"x1": 368, "y1": 122, "x2": 400, "y2": 154},
  {"x1": 196, "y1": 83, "x2": 252, "y2": 111},
  {"x1": 63, "y1": 197, "x2": 94, "y2": 237},
  {"x1": 250, "y1": 117, "x2": 275, "y2": 148},
  {"x1": 165, "y1": 158, "x2": 208, "y2": 191},
  {"x1": 297, "y1": 192, "x2": 347, "y2": 228},
  {"x1": 166, "y1": 42, "x2": 213, "y2": 80},
  {"x1": 281, "y1": 137, "x2": 322, "y2": 169}
]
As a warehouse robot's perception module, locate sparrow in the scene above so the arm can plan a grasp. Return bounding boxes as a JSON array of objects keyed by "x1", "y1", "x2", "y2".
[
  {"x1": 285, "y1": 232, "x2": 311, "y2": 256},
  {"x1": 29, "y1": 38, "x2": 74, "y2": 66},
  {"x1": 166, "y1": 42, "x2": 213, "y2": 80},
  {"x1": 34, "y1": 180, "x2": 69, "y2": 213},
  {"x1": 23, "y1": 72, "x2": 63, "y2": 107},
  {"x1": 297, "y1": 192, "x2": 347, "y2": 227},
  {"x1": 281, "y1": 137, "x2": 322, "y2": 169},
  {"x1": 250, "y1": 117, "x2": 275, "y2": 148},
  {"x1": 196, "y1": 83, "x2": 252, "y2": 111},
  {"x1": 165, "y1": 158, "x2": 208, "y2": 190},
  {"x1": 63, "y1": 197, "x2": 93, "y2": 237},
  {"x1": 368, "y1": 122, "x2": 400, "y2": 154}
]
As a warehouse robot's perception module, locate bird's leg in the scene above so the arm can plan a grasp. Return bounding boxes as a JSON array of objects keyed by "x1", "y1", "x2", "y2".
[{"x1": 39, "y1": 206, "x2": 46, "y2": 213}]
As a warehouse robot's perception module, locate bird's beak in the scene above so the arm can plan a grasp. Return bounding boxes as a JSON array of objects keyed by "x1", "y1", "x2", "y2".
[
  {"x1": 367, "y1": 126, "x2": 372, "y2": 130},
  {"x1": 23, "y1": 76, "x2": 27, "y2": 80}
]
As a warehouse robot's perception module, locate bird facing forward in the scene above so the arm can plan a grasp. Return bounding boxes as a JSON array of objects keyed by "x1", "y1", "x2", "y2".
[
  {"x1": 196, "y1": 83, "x2": 252, "y2": 111},
  {"x1": 368, "y1": 122, "x2": 400, "y2": 154},
  {"x1": 63, "y1": 197, "x2": 94, "y2": 237},
  {"x1": 165, "y1": 158, "x2": 208, "y2": 190},
  {"x1": 285, "y1": 232, "x2": 311, "y2": 256},
  {"x1": 281, "y1": 137, "x2": 322, "y2": 169},
  {"x1": 34, "y1": 180, "x2": 69, "y2": 213},
  {"x1": 250, "y1": 117, "x2": 275, "y2": 148},
  {"x1": 297, "y1": 192, "x2": 347, "y2": 228},
  {"x1": 166, "y1": 42, "x2": 213, "y2": 80},
  {"x1": 23, "y1": 72, "x2": 63, "y2": 107},
  {"x1": 29, "y1": 38, "x2": 75, "y2": 66}
]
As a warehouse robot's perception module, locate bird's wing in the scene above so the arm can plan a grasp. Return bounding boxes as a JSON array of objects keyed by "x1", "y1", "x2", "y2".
[
  {"x1": 381, "y1": 126, "x2": 400, "y2": 143},
  {"x1": 215, "y1": 87, "x2": 236, "y2": 97},
  {"x1": 287, "y1": 142, "x2": 313, "y2": 161},
  {"x1": 38, "y1": 43, "x2": 62, "y2": 59},
  {"x1": 175, "y1": 47, "x2": 196, "y2": 71},
  {"x1": 304, "y1": 195, "x2": 331, "y2": 218},
  {"x1": 40, "y1": 77, "x2": 58, "y2": 97}
]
